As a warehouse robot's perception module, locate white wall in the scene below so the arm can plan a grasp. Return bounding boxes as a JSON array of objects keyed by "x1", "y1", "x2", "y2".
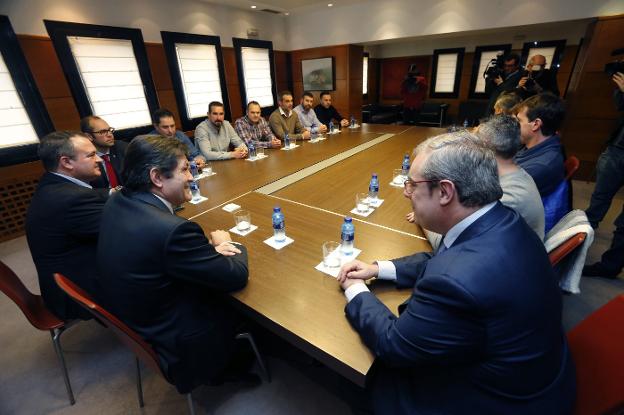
[
  {"x1": 287, "y1": 0, "x2": 624, "y2": 50},
  {"x1": 0, "y1": 0, "x2": 289, "y2": 49}
]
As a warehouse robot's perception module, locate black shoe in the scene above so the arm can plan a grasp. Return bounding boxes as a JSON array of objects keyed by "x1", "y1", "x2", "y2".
[{"x1": 582, "y1": 263, "x2": 619, "y2": 279}]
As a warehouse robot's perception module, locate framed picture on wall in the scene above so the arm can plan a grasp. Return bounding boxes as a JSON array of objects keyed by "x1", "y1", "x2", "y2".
[{"x1": 301, "y1": 57, "x2": 335, "y2": 91}]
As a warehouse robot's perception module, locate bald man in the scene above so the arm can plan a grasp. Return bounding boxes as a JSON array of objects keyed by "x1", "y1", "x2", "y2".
[{"x1": 516, "y1": 54, "x2": 560, "y2": 99}]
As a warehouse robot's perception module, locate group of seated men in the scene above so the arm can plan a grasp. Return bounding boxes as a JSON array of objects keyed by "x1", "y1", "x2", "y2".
[{"x1": 23, "y1": 90, "x2": 575, "y2": 413}]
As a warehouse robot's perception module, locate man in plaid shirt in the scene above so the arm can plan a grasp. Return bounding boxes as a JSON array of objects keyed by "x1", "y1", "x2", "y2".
[{"x1": 235, "y1": 101, "x2": 282, "y2": 149}]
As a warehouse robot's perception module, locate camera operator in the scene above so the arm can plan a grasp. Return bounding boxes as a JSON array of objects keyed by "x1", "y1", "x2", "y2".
[
  {"x1": 485, "y1": 53, "x2": 523, "y2": 115},
  {"x1": 584, "y1": 71, "x2": 624, "y2": 278},
  {"x1": 516, "y1": 54, "x2": 560, "y2": 99}
]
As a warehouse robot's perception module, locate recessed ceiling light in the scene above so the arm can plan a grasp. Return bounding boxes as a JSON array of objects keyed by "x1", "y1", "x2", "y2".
[
  {"x1": 328, "y1": 3, "x2": 333, "y2": 6},
  {"x1": 251, "y1": 5, "x2": 257, "y2": 8},
  {"x1": 284, "y1": 12, "x2": 290, "y2": 15}
]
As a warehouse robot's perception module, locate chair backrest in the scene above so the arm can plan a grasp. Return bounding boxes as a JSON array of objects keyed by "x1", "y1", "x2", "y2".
[
  {"x1": 565, "y1": 156, "x2": 580, "y2": 181},
  {"x1": 0, "y1": 260, "x2": 63, "y2": 330},
  {"x1": 567, "y1": 295, "x2": 624, "y2": 415},
  {"x1": 54, "y1": 273, "x2": 163, "y2": 376},
  {"x1": 548, "y1": 232, "x2": 587, "y2": 266}
]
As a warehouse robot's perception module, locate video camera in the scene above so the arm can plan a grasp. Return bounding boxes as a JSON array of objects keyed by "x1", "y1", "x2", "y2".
[
  {"x1": 604, "y1": 48, "x2": 624, "y2": 77},
  {"x1": 484, "y1": 52, "x2": 505, "y2": 80}
]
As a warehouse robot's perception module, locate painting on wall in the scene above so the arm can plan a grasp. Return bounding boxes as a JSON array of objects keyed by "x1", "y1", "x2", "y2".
[{"x1": 301, "y1": 57, "x2": 335, "y2": 91}]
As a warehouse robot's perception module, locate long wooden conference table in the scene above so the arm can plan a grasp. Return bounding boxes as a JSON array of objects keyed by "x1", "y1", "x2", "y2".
[{"x1": 181, "y1": 124, "x2": 440, "y2": 387}]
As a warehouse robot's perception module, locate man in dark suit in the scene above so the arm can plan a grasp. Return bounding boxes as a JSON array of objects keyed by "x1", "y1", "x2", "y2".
[
  {"x1": 337, "y1": 132, "x2": 575, "y2": 414},
  {"x1": 80, "y1": 115, "x2": 128, "y2": 189},
  {"x1": 485, "y1": 53, "x2": 523, "y2": 115},
  {"x1": 96, "y1": 135, "x2": 249, "y2": 393},
  {"x1": 26, "y1": 131, "x2": 107, "y2": 320}
]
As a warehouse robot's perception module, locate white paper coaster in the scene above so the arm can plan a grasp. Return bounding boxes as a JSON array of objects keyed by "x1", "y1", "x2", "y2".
[
  {"x1": 309, "y1": 136, "x2": 327, "y2": 143},
  {"x1": 195, "y1": 171, "x2": 216, "y2": 180},
  {"x1": 367, "y1": 198, "x2": 384, "y2": 208},
  {"x1": 229, "y1": 224, "x2": 258, "y2": 236},
  {"x1": 328, "y1": 130, "x2": 341, "y2": 135},
  {"x1": 263, "y1": 235, "x2": 294, "y2": 249},
  {"x1": 189, "y1": 196, "x2": 208, "y2": 205},
  {"x1": 280, "y1": 144, "x2": 300, "y2": 151},
  {"x1": 348, "y1": 124, "x2": 361, "y2": 129},
  {"x1": 222, "y1": 203, "x2": 241, "y2": 212},
  {"x1": 245, "y1": 154, "x2": 268, "y2": 162},
  {"x1": 315, "y1": 248, "x2": 362, "y2": 278},
  {"x1": 389, "y1": 175, "x2": 406, "y2": 187},
  {"x1": 350, "y1": 206, "x2": 375, "y2": 217}
]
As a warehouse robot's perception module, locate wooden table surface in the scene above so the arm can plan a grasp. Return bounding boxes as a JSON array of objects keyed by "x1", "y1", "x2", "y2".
[
  {"x1": 273, "y1": 127, "x2": 444, "y2": 235},
  {"x1": 193, "y1": 192, "x2": 431, "y2": 386}
]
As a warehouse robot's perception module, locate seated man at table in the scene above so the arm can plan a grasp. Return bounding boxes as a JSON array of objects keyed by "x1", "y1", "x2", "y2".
[
  {"x1": 513, "y1": 93, "x2": 566, "y2": 197},
  {"x1": 235, "y1": 101, "x2": 281, "y2": 149},
  {"x1": 150, "y1": 108, "x2": 206, "y2": 168},
  {"x1": 293, "y1": 91, "x2": 327, "y2": 135},
  {"x1": 338, "y1": 132, "x2": 575, "y2": 414},
  {"x1": 96, "y1": 135, "x2": 250, "y2": 393},
  {"x1": 195, "y1": 101, "x2": 248, "y2": 160},
  {"x1": 269, "y1": 90, "x2": 311, "y2": 142},
  {"x1": 314, "y1": 91, "x2": 349, "y2": 128},
  {"x1": 80, "y1": 115, "x2": 127, "y2": 190},
  {"x1": 26, "y1": 131, "x2": 108, "y2": 320}
]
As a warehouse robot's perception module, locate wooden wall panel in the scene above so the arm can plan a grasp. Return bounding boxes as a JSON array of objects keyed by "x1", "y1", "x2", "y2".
[
  {"x1": 274, "y1": 50, "x2": 290, "y2": 93},
  {"x1": 380, "y1": 57, "x2": 430, "y2": 101},
  {"x1": 221, "y1": 47, "x2": 243, "y2": 120},
  {"x1": 145, "y1": 42, "x2": 180, "y2": 128}
]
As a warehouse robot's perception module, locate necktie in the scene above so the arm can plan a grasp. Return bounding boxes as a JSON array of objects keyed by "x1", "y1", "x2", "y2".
[{"x1": 101, "y1": 154, "x2": 119, "y2": 188}]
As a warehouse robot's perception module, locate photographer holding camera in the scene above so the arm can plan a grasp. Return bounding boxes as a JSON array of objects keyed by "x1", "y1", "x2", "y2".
[
  {"x1": 516, "y1": 54, "x2": 560, "y2": 99},
  {"x1": 584, "y1": 70, "x2": 624, "y2": 278},
  {"x1": 485, "y1": 53, "x2": 523, "y2": 115}
]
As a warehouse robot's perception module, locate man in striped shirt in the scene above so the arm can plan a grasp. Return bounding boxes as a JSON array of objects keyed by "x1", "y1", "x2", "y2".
[{"x1": 234, "y1": 101, "x2": 281, "y2": 149}]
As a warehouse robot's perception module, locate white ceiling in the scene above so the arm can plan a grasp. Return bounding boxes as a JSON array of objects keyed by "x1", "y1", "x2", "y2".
[{"x1": 200, "y1": 0, "x2": 366, "y2": 13}]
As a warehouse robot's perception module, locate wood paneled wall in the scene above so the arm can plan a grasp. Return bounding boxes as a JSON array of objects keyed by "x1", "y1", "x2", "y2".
[
  {"x1": 290, "y1": 44, "x2": 363, "y2": 122},
  {"x1": 560, "y1": 15, "x2": 624, "y2": 180}
]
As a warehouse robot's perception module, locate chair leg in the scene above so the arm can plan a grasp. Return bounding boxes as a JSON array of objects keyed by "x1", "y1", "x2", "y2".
[
  {"x1": 186, "y1": 392, "x2": 196, "y2": 415},
  {"x1": 135, "y1": 357, "x2": 145, "y2": 408},
  {"x1": 236, "y1": 332, "x2": 271, "y2": 382},
  {"x1": 50, "y1": 328, "x2": 75, "y2": 405}
]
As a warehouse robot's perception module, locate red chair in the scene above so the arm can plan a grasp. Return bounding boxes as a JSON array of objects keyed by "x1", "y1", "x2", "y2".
[
  {"x1": 54, "y1": 273, "x2": 269, "y2": 414},
  {"x1": 565, "y1": 156, "x2": 580, "y2": 181},
  {"x1": 567, "y1": 295, "x2": 624, "y2": 415},
  {"x1": 0, "y1": 261, "x2": 75, "y2": 405},
  {"x1": 548, "y1": 232, "x2": 587, "y2": 266}
]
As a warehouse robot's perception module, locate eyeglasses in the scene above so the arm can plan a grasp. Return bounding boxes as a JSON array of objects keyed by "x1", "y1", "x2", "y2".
[
  {"x1": 92, "y1": 127, "x2": 115, "y2": 135},
  {"x1": 403, "y1": 178, "x2": 439, "y2": 195}
]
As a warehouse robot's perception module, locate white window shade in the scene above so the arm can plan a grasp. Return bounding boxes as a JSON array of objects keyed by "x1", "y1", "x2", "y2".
[
  {"x1": 68, "y1": 36, "x2": 151, "y2": 129},
  {"x1": 474, "y1": 50, "x2": 504, "y2": 93},
  {"x1": 434, "y1": 53, "x2": 458, "y2": 93},
  {"x1": 526, "y1": 47, "x2": 556, "y2": 69},
  {"x1": 0, "y1": 54, "x2": 39, "y2": 149},
  {"x1": 363, "y1": 56, "x2": 368, "y2": 95},
  {"x1": 175, "y1": 43, "x2": 224, "y2": 119},
  {"x1": 241, "y1": 47, "x2": 274, "y2": 107}
]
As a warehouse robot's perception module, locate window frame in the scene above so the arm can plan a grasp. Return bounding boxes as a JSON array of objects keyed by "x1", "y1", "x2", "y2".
[
  {"x1": 468, "y1": 44, "x2": 512, "y2": 99},
  {"x1": 44, "y1": 20, "x2": 159, "y2": 140},
  {"x1": 520, "y1": 39, "x2": 567, "y2": 73},
  {"x1": 232, "y1": 38, "x2": 277, "y2": 117},
  {"x1": 160, "y1": 31, "x2": 230, "y2": 132},
  {"x1": 0, "y1": 15, "x2": 54, "y2": 167},
  {"x1": 429, "y1": 47, "x2": 464, "y2": 99}
]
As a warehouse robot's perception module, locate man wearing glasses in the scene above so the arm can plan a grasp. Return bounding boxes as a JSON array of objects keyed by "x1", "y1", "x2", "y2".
[
  {"x1": 80, "y1": 115, "x2": 128, "y2": 189},
  {"x1": 485, "y1": 53, "x2": 523, "y2": 115},
  {"x1": 337, "y1": 132, "x2": 575, "y2": 414}
]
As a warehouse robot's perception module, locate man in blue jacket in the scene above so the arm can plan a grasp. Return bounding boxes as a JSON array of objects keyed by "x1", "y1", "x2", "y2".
[
  {"x1": 337, "y1": 132, "x2": 575, "y2": 414},
  {"x1": 150, "y1": 108, "x2": 206, "y2": 169}
]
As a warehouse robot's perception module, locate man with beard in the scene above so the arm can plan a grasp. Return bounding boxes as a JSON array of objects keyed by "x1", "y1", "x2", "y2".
[
  {"x1": 293, "y1": 91, "x2": 327, "y2": 135},
  {"x1": 80, "y1": 115, "x2": 127, "y2": 189},
  {"x1": 195, "y1": 101, "x2": 248, "y2": 160}
]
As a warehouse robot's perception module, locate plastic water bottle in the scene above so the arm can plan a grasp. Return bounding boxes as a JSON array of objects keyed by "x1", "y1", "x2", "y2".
[
  {"x1": 272, "y1": 206, "x2": 286, "y2": 242},
  {"x1": 369, "y1": 173, "x2": 379, "y2": 200},
  {"x1": 463, "y1": 118, "x2": 469, "y2": 128},
  {"x1": 350, "y1": 115, "x2": 356, "y2": 128},
  {"x1": 329, "y1": 121, "x2": 335, "y2": 133},
  {"x1": 248, "y1": 141, "x2": 256, "y2": 159},
  {"x1": 190, "y1": 180, "x2": 201, "y2": 201},
  {"x1": 341, "y1": 217, "x2": 355, "y2": 255},
  {"x1": 190, "y1": 160, "x2": 199, "y2": 178},
  {"x1": 284, "y1": 133, "x2": 290, "y2": 149},
  {"x1": 401, "y1": 154, "x2": 410, "y2": 176}
]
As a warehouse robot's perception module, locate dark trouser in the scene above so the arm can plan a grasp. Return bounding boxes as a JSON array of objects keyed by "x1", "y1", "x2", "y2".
[
  {"x1": 585, "y1": 145, "x2": 624, "y2": 272},
  {"x1": 403, "y1": 108, "x2": 419, "y2": 125}
]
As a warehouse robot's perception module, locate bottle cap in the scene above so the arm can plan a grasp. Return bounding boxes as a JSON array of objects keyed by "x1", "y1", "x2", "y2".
[
  {"x1": 273, "y1": 206, "x2": 281, "y2": 213},
  {"x1": 372, "y1": 173, "x2": 378, "y2": 177},
  {"x1": 344, "y1": 216, "x2": 352, "y2": 222}
]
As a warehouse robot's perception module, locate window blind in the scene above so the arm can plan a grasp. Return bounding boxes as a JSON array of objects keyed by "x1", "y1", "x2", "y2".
[
  {"x1": 363, "y1": 55, "x2": 369, "y2": 95},
  {"x1": 240, "y1": 47, "x2": 274, "y2": 107},
  {"x1": 434, "y1": 53, "x2": 458, "y2": 93}
]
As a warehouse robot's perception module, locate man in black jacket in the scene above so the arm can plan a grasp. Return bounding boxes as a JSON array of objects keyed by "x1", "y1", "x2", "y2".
[
  {"x1": 314, "y1": 92, "x2": 349, "y2": 128},
  {"x1": 485, "y1": 53, "x2": 523, "y2": 115},
  {"x1": 80, "y1": 115, "x2": 128, "y2": 189},
  {"x1": 26, "y1": 131, "x2": 107, "y2": 320},
  {"x1": 516, "y1": 54, "x2": 560, "y2": 99},
  {"x1": 96, "y1": 135, "x2": 249, "y2": 393}
]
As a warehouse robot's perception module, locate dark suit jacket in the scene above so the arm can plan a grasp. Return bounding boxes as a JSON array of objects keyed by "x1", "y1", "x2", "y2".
[
  {"x1": 96, "y1": 191, "x2": 249, "y2": 393},
  {"x1": 346, "y1": 203, "x2": 576, "y2": 415},
  {"x1": 90, "y1": 140, "x2": 128, "y2": 189},
  {"x1": 25, "y1": 172, "x2": 108, "y2": 320},
  {"x1": 485, "y1": 70, "x2": 523, "y2": 115}
]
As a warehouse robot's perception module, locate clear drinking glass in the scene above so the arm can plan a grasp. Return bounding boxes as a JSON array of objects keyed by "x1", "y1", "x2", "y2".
[
  {"x1": 356, "y1": 193, "x2": 370, "y2": 213},
  {"x1": 322, "y1": 241, "x2": 341, "y2": 268},
  {"x1": 393, "y1": 168, "x2": 406, "y2": 185},
  {"x1": 234, "y1": 210, "x2": 251, "y2": 232}
]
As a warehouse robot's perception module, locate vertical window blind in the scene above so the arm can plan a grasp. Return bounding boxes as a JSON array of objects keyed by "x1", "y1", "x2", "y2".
[
  {"x1": 240, "y1": 47, "x2": 274, "y2": 107},
  {"x1": 363, "y1": 55, "x2": 369, "y2": 95},
  {"x1": 0, "y1": 54, "x2": 39, "y2": 149},
  {"x1": 174, "y1": 43, "x2": 224, "y2": 119},
  {"x1": 68, "y1": 36, "x2": 151, "y2": 129},
  {"x1": 434, "y1": 53, "x2": 459, "y2": 93}
]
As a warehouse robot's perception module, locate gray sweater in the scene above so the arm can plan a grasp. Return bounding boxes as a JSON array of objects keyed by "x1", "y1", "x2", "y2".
[
  {"x1": 500, "y1": 167, "x2": 545, "y2": 240},
  {"x1": 195, "y1": 119, "x2": 246, "y2": 161}
]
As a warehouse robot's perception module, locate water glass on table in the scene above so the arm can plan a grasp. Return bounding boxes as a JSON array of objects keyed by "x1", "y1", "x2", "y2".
[
  {"x1": 392, "y1": 168, "x2": 406, "y2": 185},
  {"x1": 322, "y1": 241, "x2": 341, "y2": 269},
  {"x1": 234, "y1": 210, "x2": 251, "y2": 232},
  {"x1": 356, "y1": 193, "x2": 370, "y2": 214}
]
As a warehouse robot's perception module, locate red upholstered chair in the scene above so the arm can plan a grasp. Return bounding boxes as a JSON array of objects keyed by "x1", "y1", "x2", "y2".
[
  {"x1": 0, "y1": 261, "x2": 75, "y2": 405},
  {"x1": 567, "y1": 295, "x2": 624, "y2": 415},
  {"x1": 548, "y1": 232, "x2": 587, "y2": 266},
  {"x1": 565, "y1": 156, "x2": 581, "y2": 181}
]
